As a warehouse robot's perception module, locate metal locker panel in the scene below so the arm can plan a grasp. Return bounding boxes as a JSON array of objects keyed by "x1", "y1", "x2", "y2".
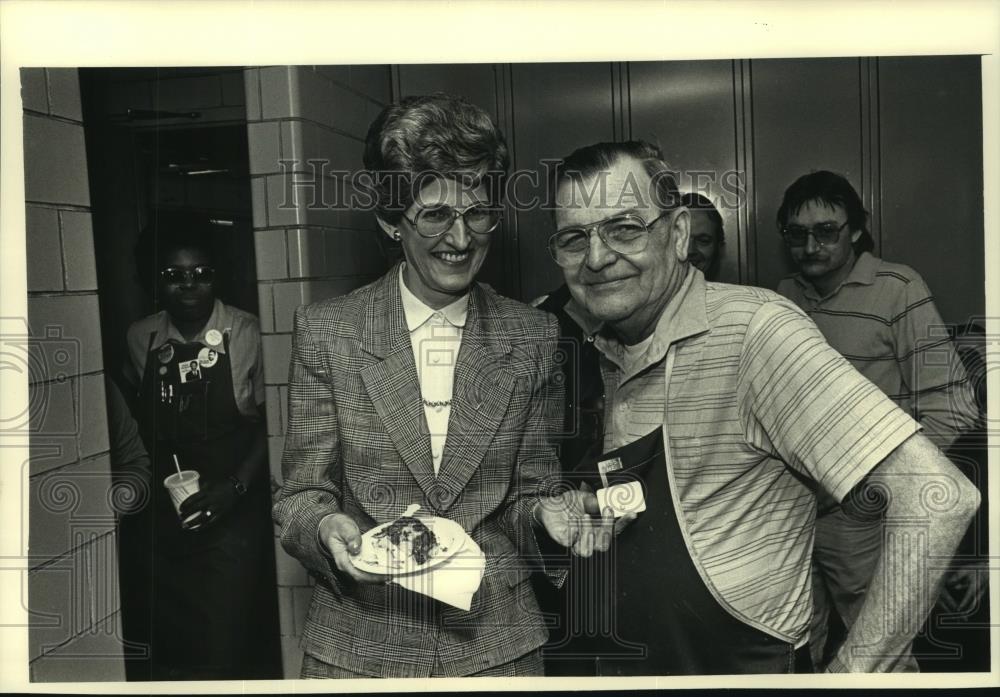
[
  {"x1": 750, "y1": 58, "x2": 864, "y2": 291},
  {"x1": 878, "y1": 56, "x2": 983, "y2": 325},
  {"x1": 395, "y1": 63, "x2": 500, "y2": 122},
  {"x1": 629, "y1": 59, "x2": 742, "y2": 284},
  {"x1": 510, "y1": 62, "x2": 616, "y2": 303}
]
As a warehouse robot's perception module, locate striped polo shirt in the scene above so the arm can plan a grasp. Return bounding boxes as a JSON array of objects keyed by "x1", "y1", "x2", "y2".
[
  {"x1": 776, "y1": 252, "x2": 977, "y2": 450},
  {"x1": 595, "y1": 266, "x2": 919, "y2": 644}
]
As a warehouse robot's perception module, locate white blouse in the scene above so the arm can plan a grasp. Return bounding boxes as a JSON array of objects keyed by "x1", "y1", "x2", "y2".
[{"x1": 398, "y1": 266, "x2": 468, "y2": 476}]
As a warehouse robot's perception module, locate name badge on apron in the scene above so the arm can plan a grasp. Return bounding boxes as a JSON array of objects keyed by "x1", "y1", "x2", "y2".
[
  {"x1": 597, "y1": 480, "x2": 647, "y2": 517},
  {"x1": 596, "y1": 456, "x2": 647, "y2": 517},
  {"x1": 198, "y1": 346, "x2": 219, "y2": 368}
]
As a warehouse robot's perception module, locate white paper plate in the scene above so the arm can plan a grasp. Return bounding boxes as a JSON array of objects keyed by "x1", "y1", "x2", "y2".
[{"x1": 351, "y1": 516, "x2": 465, "y2": 576}]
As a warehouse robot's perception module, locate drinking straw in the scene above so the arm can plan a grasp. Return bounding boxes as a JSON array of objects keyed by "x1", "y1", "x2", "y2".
[{"x1": 172, "y1": 453, "x2": 182, "y2": 477}]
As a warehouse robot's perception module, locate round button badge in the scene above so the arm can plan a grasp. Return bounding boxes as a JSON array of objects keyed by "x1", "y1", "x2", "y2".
[
  {"x1": 205, "y1": 329, "x2": 223, "y2": 347},
  {"x1": 157, "y1": 344, "x2": 175, "y2": 364},
  {"x1": 198, "y1": 347, "x2": 219, "y2": 369}
]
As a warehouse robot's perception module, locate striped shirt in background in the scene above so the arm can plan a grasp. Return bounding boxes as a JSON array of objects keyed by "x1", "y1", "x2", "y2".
[
  {"x1": 594, "y1": 266, "x2": 919, "y2": 645},
  {"x1": 776, "y1": 252, "x2": 978, "y2": 450}
]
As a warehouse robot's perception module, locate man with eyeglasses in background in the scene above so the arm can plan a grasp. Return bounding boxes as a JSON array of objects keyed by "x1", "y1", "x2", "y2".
[
  {"x1": 774, "y1": 171, "x2": 980, "y2": 671},
  {"x1": 544, "y1": 141, "x2": 978, "y2": 674}
]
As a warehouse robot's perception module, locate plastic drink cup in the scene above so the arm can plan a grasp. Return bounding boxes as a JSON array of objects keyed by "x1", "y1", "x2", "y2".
[{"x1": 164, "y1": 470, "x2": 201, "y2": 526}]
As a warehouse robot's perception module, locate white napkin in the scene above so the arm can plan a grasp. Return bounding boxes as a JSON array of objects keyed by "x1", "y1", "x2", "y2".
[{"x1": 391, "y1": 532, "x2": 485, "y2": 611}]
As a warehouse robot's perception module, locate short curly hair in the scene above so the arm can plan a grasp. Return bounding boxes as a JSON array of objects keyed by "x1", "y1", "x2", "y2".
[{"x1": 362, "y1": 93, "x2": 510, "y2": 225}]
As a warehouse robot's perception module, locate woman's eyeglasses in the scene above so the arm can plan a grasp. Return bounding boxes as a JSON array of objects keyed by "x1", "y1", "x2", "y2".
[
  {"x1": 402, "y1": 203, "x2": 503, "y2": 238},
  {"x1": 160, "y1": 265, "x2": 216, "y2": 285},
  {"x1": 780, "y1": 220, "x2": 850, "y2": 248},
  {"x1": 547, "y1": 211, "x2": 670, "y2": 268}
]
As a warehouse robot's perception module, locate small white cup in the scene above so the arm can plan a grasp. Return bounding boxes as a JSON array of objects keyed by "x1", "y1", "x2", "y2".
[{"x1": 163, "y1": 470, "x2": 201, "y2": 526}]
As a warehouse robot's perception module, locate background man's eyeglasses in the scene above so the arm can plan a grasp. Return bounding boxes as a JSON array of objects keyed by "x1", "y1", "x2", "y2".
[
  {"x1": 548, "y1": 211, "x2": 670, "y2": 268},
  {"x1": 402, "y1": 203, "x2": 503, "y2": 238},
  {"x1": 160, "y1": 265, "x2": 216, "y2": 285},
  {"x1": 780, "y1": 220, "x2": 850, "y2": 248}
]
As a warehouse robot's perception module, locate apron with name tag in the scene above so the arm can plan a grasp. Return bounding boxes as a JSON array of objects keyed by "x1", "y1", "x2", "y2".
[
  {"x1": 127, "y1": 328, "x2": 281, "y2": 681},
  {"x1": 556, "y1": 344, "x2": 813, "y2": 675}
]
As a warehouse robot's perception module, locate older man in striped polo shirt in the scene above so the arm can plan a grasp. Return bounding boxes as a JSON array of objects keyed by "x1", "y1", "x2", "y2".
[
  {"x1": 774, "y1": 170, "x2": 980, "y2": 670},
  {"x1": 546, "y1": 140, "x2": 979, "y2": 674}
]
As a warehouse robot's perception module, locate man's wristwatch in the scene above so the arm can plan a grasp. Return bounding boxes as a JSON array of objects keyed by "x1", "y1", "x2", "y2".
[{"x1": 229, "y1": 475, "x2": 248, "y2": 496}]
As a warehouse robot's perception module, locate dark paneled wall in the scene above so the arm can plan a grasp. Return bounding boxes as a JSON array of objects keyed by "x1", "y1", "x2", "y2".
[
  {"x1": 878, "y1": 57, "x2": 984, "y2": 326},
  {"x1": 395, "y1": 57, "x2": 984, "y2": 324}
]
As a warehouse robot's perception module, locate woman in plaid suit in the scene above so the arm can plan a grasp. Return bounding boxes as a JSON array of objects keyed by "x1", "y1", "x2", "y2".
[{"x1": 273, "y1": 94, "x2": 610, "y2": 678}]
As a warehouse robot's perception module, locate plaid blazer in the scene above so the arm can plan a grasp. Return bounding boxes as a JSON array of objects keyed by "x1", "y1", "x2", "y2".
[{"x1": 273, "y1": 265, "x2": 565, "y2": 677}]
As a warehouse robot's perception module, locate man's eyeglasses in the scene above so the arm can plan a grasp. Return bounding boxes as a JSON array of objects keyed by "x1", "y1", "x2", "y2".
[
  {"x1": 402, "y1": 203, "x2": 503, "y2": 238},
  {"x1": 547, "y1": 211, "x2": 671, "y2": 268},
  {"x1": 160, "y1": 265, "x2": 216, "y2": 285},
  {"x1": 780, "y1": 220, "x2": 850, "y2": 248}
]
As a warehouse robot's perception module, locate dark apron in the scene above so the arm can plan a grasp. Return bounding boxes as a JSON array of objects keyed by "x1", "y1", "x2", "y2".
[
  {"x1": 537, "y1": 286, "x2": 606, "y2": 471},
  {"x1": 128, "y1": 330, "x2": 281, "y2": 681},
  {"x1": 561, "y1": 428, "x2": 812, "y2": 675},
  {"x1": 534, "y1": 288, "x2": 608, "y2": 675}
]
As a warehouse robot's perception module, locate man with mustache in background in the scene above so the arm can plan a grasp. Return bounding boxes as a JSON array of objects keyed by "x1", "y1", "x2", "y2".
[{"x1": 774, "y1": 170, "x2": 980, "y2": 670}]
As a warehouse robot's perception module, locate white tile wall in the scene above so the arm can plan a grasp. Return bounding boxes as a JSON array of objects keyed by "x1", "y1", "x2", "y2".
[
  {"x1": 30, "y1": 612, "x2": 126, "y2": 682},
  {"x1": 248, "y1": 121, "x2": 282, "y2": 176},
  {"x1": 22, "y1": 115, "x2": 91, "y2": 206},
  {"x1": 259, "y1": 66, "x2": 295, "y2": 120},
  {"x1": 28, "y1": 456, "x2": 117, "y2": 561},
  {"x1": 45, "y1": 69, "x2": 83, "y2": 121},
  {"x1": 277, "y1": 586, "x2": 295, "y2": 636},
  {"x1": 280, "y1": 636, "x2": 304, "y2": 678},
  {"x1": 273, "y1": 539, "x2": 310, "y2": 587},
  {"x1": 77, "y1": 374, "x2": 109, "y2": 458},
  {"x1": 59, "y1": 210, "x2": 98, "y2": 291},
  {"x1": 88, "y1": 532, "x2": 120, "y2": 627},
  {"x1": 28, "y1": 559, "x2": 90, "y2": 660},
  {"x1": 20, "y1": 68, "x2": 48, "y2": 113},
  {"x1": 256, "y1": 282, "x2": 276, "y2": 334},
  {"x1": 265, "y1": 385, "x2": 283, "y2": 437},
  {"x1": 261, "y1": 334, "x2": 292, "y2": 386},
  {"x1": 291, "y1": 586, "x2": 313, "y2": 635},
  {"x1": 25, "y1": 206, "x2": 63, "y2": 292},
  {"x1": 243, "y1": 67, "x2": 263, "y2": 121},
  {"x1": 294, "y1": 67, "x2": 371, "y2": 140},
  {"x1": 250, "y1": 177, "x2": 269, "y2": 228},
  {"x1": 253, "y1": 228, "x2": 289, "y2": 281},
  {"x1": 28, "y1": 378, "x2": 77, "y2": 444},
  {"x1": 267, "y1": 436, "x2": 285, "y2": 484},
  {"x1": 27, "y1": 295, "x2": 103, "y2": 375},
  {"x1": 265, "y1": 173, "x2": 307, "y2": 228}
]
